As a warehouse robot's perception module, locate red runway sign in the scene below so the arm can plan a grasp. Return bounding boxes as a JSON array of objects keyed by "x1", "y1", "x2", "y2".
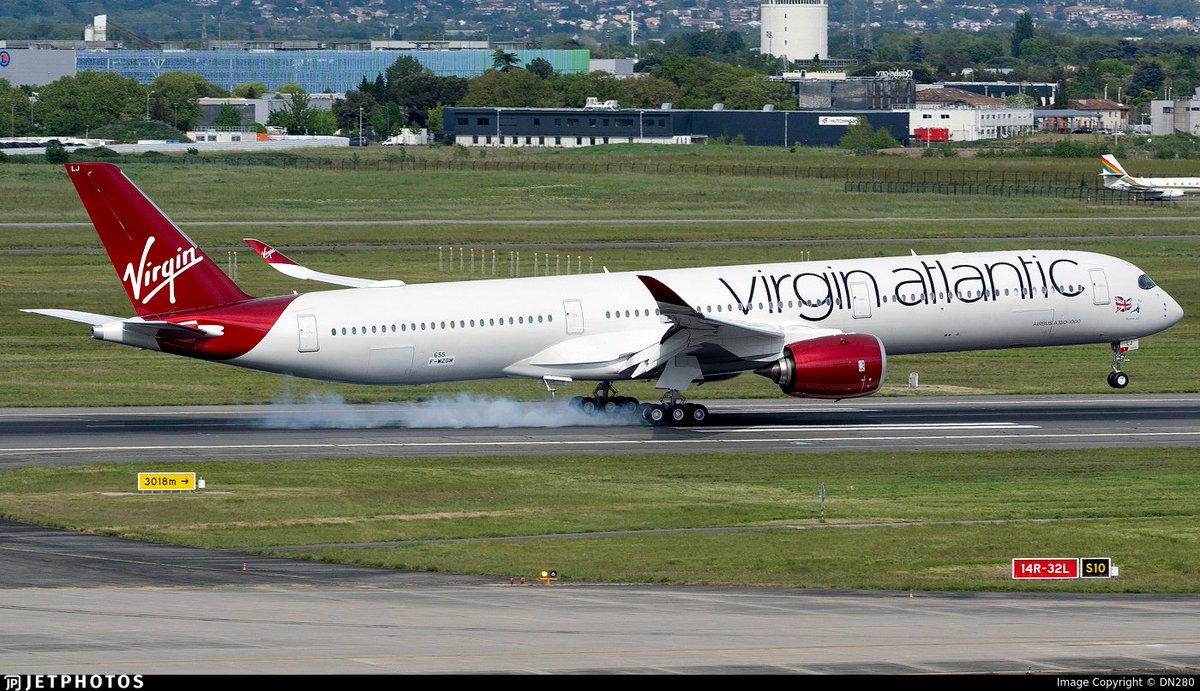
[{"x1": 1012, "y1": 558, "x2": 1079, "y2": 579}]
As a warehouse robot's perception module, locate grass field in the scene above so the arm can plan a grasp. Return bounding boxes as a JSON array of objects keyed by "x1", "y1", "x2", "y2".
[{"x1": 1, "y1": 449, "x2": 1197, "y2": 591}]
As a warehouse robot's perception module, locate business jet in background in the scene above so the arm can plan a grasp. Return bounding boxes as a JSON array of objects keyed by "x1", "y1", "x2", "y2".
[
  {"x1": 25, "y1": 164, "x2": 1184, "y2": 426},
  {"x1": 1099, "y1": 153, "x2": 1200, "y2": 198}
]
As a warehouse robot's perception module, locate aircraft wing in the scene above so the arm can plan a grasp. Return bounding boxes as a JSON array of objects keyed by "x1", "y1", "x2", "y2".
[
  {"x1": 630, "y1": 275, "x2": 799, "y2": 386},
  {"x1": 637, "y1": 275, "x2": 784, "y2": 341},
  {"x1": 244, "y1": 239, "x2": 404, "y2": 288}
]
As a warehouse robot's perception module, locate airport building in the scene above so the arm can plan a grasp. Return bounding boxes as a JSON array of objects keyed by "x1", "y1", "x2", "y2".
[
  {"x1": 1150, "y1": 88, "x2": 1200, "y2": 136},
  {"x1": 779, "y1": 70, "x2": 915, "y2": 110},
  {"x1": 442, "y1": 105, "x2": 910, "y2": 148},
  {"x1": 0, "y1": 45, "x2": 590, "y2": 91}
]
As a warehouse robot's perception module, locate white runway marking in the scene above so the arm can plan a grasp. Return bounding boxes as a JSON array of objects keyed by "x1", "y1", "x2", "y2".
[
  {"x1": 3, "y1": 431, "x2": 1200, "y2": 456},
  {"x1": 694, "y1": 422, "x2": 1039, "y2": 433}
]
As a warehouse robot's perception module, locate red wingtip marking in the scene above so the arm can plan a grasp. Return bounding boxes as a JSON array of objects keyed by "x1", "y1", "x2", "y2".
[
  {"x1": 637, "y1": 275, "x2": 688, "y2": 307},
  {"x1": 244, "y1": 239, "x2": 299, "y2": 266}
]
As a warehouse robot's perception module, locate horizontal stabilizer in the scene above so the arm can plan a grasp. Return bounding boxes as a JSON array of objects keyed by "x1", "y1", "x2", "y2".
[
  {"x1": 21, "y1": 308, "x2": 120, "y2": 326},
  {"x1": 244, "y1": 238, "x2": 402, "y2": 288}
]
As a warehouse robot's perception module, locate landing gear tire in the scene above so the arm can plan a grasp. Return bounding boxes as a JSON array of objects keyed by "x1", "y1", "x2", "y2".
[
  {"x1": 668, "y1": 404, "x2": 688, "y2": 425},
  {"x1": 581, "y1": 397, "x2": 598, "y2": 413},
  {"x1": 687, "y1": 404, "x2": 708, "y2": 425},
  {"x1": 644, "y1": 404, "x2": 666, "y2": 424},
  {"x1": 1108, "y1": 371, "x2": 1129, "y2": 389}
]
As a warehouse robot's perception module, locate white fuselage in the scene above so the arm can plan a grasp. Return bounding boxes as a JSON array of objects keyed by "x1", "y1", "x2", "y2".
[
  {"x1": 229, "y1": 249, "x2": 1183, "y2": 386},
  {"x1": 1107, "y1": 175, "x2": 1200, "y2": 195}
]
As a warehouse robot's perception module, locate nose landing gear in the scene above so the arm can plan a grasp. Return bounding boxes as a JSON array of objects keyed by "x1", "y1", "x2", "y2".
[{"x1": 1107, "y1": 341, "x2": 1131, "y2": 389}]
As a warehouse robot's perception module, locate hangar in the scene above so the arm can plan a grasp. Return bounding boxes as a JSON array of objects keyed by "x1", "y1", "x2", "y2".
[{"x1": 442, "y1": 106, "x2": 911, "y2": 148}]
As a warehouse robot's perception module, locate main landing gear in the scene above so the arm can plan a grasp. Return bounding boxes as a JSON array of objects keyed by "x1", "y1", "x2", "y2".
[
  {"x1": 1107, "y1": 342, "x2": 1130, "y2": 389},
  {"x1": 569, "y1": 382, "x2": 709, "y2": 426}
]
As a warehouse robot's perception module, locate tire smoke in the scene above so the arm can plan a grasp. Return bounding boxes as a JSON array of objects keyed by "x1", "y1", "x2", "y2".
[{"x1": 253, "y1": 391, "x2": 645, "y2": 429}]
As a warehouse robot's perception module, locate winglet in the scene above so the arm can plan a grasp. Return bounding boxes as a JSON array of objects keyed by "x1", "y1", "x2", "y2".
[
  {"x1": 242, "y1": 239, "x2": 395, "y2": 288},
  {"x1": 245, "y1": 238, "x2": 300, "y2": 266},
  {"x1": 637, "y1": 275, "x2": 689, "y2": 308}
]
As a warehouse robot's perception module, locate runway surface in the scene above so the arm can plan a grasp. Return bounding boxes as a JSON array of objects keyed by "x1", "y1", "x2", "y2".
[
  {"x1": 2, "y1": 521, "x2": 1199, "y2": 675},
  {"x1": 1, "y1": 394, "x2": 1198, "y2": 467},
  {"x1": 3, "y1": 394, "x2": 1199, "y2": 674}
]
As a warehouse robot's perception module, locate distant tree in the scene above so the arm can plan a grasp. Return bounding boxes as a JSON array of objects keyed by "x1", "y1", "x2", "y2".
[
  {"x1": 492, "y1": 49, "x2": 521, "y2": 72},
  {"x1": 37, "y1": 72, "x2": 144, "y2": 136},
  {"x1": 557, "y1": 71, "x2": 625, "y2": 107},
  {"x1": 331, "y1": 90, "x2": 379, "y2": 133},
  {"x1": 462, "y1": 70, "x2": 559, "y2": 107},
  {"x1": 385, "y1": 56, "x2": 425, "y2": 84},
  {"x1": 527, "y1": 57, "x2": 554, "y2": 80},
  {"x1": 307, "y1": 109, "x2": 338, "y2": 136},
  {"x1": 214, "y1": 103, "x2": 243, "y2": 128},
  {"x1": 149, "y1": 72, "x2": 223, "y2": 130},
  {"x1": 44, "y1": 141, "x2": 69, "y2": 164},
  {"x1": 266, "y1": 89, "x2": 328, "y2": 135},
  {"x1": 232, "y1": 82, "x2": 268, "y2": 99},
  {"x1": 1004, "y1": 93, "x2": 1038, "y2": 108},
  {"x1": 0, "y1": 79, "x2": 35, "y2": 136},
  {"x1": 274, "y1": 83, "x2": 305, "y2": 96},
  {"x1": 908, "y1": 37, "x2": 927, "y2": 64},
  {"x1": 840, "y1": 117, "x2": 897, "y2": 152},
  {"x1": 620, "y1": 75, "x2": 683, "y2": 109},
  {"x1": 1011, "y1": 12, "x2": 1035, "y2": 58},
  {"x1": 1130, "y1": 60, "x2": 1166, "y2": 99},
  {"x1": 427, "y1": 104, "x2": 446, "y2": 133}
]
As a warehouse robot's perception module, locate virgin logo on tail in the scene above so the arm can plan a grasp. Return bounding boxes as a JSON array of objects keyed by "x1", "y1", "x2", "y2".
[
  {"x1": 260, "y1": 247, "x2": 276, "y2": 260},
  {"x1": 122, "y1": 236, "x2": 204, "y2": 306}
]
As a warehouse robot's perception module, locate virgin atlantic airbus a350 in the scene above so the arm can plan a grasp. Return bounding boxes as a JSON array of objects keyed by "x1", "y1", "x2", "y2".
[{"x1": 25, "y1": 163, "x2": 1184, "y2": 425}]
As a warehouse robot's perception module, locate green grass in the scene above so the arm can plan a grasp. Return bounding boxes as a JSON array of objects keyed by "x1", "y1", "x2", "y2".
[{"x1": 2, "y1": 450, "x2": 1198, "y2": 591}]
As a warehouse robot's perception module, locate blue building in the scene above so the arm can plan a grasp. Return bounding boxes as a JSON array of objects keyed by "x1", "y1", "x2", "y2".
[
  {"x1": 444, "y1": 106, "x2": 911, "y2": 148},
  {"x1": 75, "y1": 49, "x2": 591, "y2": 92}
]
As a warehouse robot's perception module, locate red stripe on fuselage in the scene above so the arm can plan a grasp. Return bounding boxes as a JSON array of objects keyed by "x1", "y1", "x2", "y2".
[{"x1": 147, "y1": 294, "x2": 298, "y2": 360}]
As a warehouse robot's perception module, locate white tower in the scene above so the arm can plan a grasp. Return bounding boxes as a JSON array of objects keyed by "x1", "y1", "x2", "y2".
[{"x1": 760, "y1": 0, "x2": 828, "y2": 63}]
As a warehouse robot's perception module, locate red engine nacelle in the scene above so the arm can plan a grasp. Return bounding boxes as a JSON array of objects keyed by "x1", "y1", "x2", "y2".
[{"x1": 755, "y1": 334, "x2": 887, "y2": 399}]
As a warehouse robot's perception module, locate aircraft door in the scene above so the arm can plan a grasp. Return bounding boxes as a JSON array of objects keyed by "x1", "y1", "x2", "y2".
[
  {"x1": 297, "y1": 315, "x2": 320, "y2": 352},
  {"x1": 849, "y1": 281, "x2": 872, "y2": 319},
  {"x1": 1089, "y1": 268, "x2": 1110, "y2": 305},
  {"x1": 563, "y1": 299, "x2": 585, "y2": 335}
]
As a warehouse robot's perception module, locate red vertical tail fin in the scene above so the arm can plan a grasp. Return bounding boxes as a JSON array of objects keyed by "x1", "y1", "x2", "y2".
[{"x1": 65, "y1": 163, "x2": 251, "y2": 316}]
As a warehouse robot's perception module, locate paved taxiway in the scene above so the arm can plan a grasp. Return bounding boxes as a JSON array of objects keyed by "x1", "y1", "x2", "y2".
[
  {"x1": 3, "y1": 394, "x2": 1199, "y2": 674},
  {"x1": 1, "y1": 394, "x2": 1197, "y2": 467},
  {"x1": 3, "y1": 522, "x2": 1199, "y2": 674}
]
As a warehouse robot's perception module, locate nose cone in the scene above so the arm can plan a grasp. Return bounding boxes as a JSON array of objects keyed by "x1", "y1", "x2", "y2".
[{"x1": 1165, "y1": 292, "x2": 1185, "y2": 327}]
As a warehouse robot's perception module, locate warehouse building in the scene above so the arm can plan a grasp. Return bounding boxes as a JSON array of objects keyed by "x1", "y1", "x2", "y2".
[{"x1": 442, "y1": 105, "x2": 910, "y2": 148}]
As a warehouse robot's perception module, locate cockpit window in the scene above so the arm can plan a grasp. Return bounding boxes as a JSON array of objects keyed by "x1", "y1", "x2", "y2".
[{"x1": 1138, "y1": 274, "x2": 1157, "y2": 290}]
